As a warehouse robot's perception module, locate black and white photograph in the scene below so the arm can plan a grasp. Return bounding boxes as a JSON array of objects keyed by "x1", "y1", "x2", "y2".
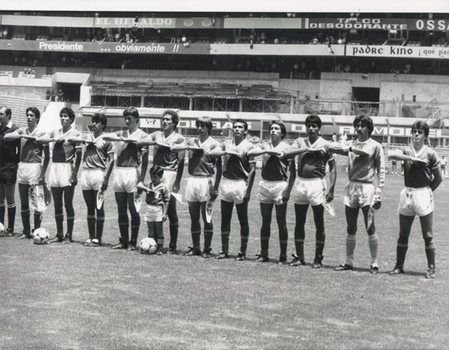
[{"x1": 0, "y1": 0, "x2": 448, "y2": 348}]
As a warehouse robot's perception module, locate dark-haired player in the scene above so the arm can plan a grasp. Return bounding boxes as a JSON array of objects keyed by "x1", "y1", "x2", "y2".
[
  {"x1": 284, "y1": 114, "x2": 336, "y2": 268},
  {"x1": 4, "y1": 107, "x2": 49, "y2": 238},
  {"x1": 172, "y1": 116, "x2": 222, "y2": 258},
  {"x1": 330, "y1": 115, "x2": 385, "y2": 273},
  {"x1": 46, "y1": 107, "x2": 82, "y2": 243},
  {"x1": 0, "y1": 106, "x2": 20, "y2": 236},
  {"x1": 141, "y1": 110, "x2": 185, "y2": 254},
  {"x1": 140, "y1": 165, "x2": 171, "y2": 254},
  {"x1": 388, "y1": 121, "x2": 442, "y2": 278},
  {"x1": 248, "y1": 120, "x2": 295, "y2": 264},
  {"x1": 78, "y1": 113, "x2": 114, "y2": 246},
  {"x1": 209, "y1": 119, "x2": 256, "y2": 261},
  {"x1": 104, "y1": 107, "x2": 148, "y2": 250}
]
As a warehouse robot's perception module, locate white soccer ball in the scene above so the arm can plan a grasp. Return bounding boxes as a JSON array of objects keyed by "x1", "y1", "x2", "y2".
[
  {"x1": 33, "y1": 228, "x2": 49, "y2": 245},
  {"x1": 0, "y1": 222, "x2": 5, "y2": 235},
  {"x1": 139, "y1": 237, "x2": 157, "y2": 254}
]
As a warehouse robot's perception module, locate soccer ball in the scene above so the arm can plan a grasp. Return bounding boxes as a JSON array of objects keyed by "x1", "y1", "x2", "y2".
[
  {"x1": 139, "y1": 237, "x2": 157, "y2": 254},
  {"x1": 33, "y1": 228, "x2": 49, "y2": 245},
  {"x1": 0, "y1": 222, "x2": 5, "y2": 235}
]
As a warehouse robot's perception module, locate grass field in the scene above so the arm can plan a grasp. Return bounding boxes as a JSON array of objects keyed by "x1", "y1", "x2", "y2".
[{"x1": 0, "y1": 171, "x2": 448, "y2": 350}]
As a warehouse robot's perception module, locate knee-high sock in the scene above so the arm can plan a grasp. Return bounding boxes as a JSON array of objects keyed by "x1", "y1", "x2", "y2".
[
  {"x1": 21, "y1": 209, "x2": 31, "y2": 234},
  {"x1": 345, "y1": 234, "x2": 357, "y2": 266},
  {"x1": 96, "y1": 216, "x2": 105, "y2": 243},
  {"x1": 87, "y1": 215, "x2": 96, "y2": 239},
  {"x1": 168, "y1": 197, "x2": 178, "y2": 249},
  {"x1": 424, "y1": 237, "x2": 436, "y2": 268},
  {"x1": 34, "y1": 211, "x2": 42, "y2": 230},
  {"x1": 7, "y1": 204, "x2": 16, "y2": 232},
  {"x1": 368, "y1": 234, "x2": 378, "y2": 265},
  {"x1": 0, "y1": 205, "x2": 5, "y2": 224},
  {"x1": 191, "y1": 231, "x2": 201, "y2": 251}
]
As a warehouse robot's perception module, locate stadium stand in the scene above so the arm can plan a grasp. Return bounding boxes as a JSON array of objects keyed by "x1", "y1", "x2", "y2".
[{"x1": 0, "y1": 11, "x2": 446, "y2": 148}]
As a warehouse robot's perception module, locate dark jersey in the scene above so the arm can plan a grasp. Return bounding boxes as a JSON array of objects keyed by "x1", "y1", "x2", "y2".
[
  {"x1": 188, "y1": 137, "x2": 220, "y2": 177},
  {"x1": 17, "y1": 127, "x2": 47, "y2": 163},
  {"x1": 222, "y1": 139, "x2": 255, "y2": 180},
  {"x1": 295, "y1": 136, "x2": 334, "y2": 178},
  {"x1": 0, "y1": 122, "x2": 20, "y2": 175},
  {"x1": 144, "y1": 182, "x2": 170, "y2": 206},
  {"x1": 50, "y1": 128, "x2": 82, "y2": 163},
  {"x1": 114, "y1": 129, "x2": 148, "y2": 168},
  {"x1": 402, "y1": 145, "x2": 440, "y2": 188},
  {"x1": 82, "y1": 134, "x2": 113, "y2": 169},
  {"x1": 260, "y1": 141, "x2": 291, "y2": 181},
  {"x1": 151, "y1": 131, "x2": 184, "y2": 171}
]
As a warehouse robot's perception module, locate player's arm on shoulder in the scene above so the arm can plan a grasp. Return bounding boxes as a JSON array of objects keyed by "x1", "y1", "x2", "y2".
[
  {"x1": 3, "y1": 128, "x2": 24, "y2": 140},
  {"x1": 208, "y1": 142, "x2": 226, "y2": 157},
  {"x1": 137, "y1": 132, "x2": 157, "y2": 146},
  {"x1": 35, "y1": 131, "x2": 53, "y2": 143},
  {"x1": 103, "y1": 131, "x2": 124, "y2": 142},
  {"x1": 247, "y1": 142, "x2": 267, "y2": 157},
  {"x1": 328, "y1": 141, "x2": 350, "y2": 155},
  {"x1": 283, "y1": 139, "x2": 306, "y2": 158},
  {"x1": 171, "y1": 138, "x2": 195, "y2": 152},
  {"x1": 388, "y1": 148, "x2": 414, "y2": 162}
]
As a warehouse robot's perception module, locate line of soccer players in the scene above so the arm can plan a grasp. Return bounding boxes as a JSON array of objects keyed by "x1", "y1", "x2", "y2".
[{"x1": 0, "y1": 105, "x2": 443, "y2": 278}]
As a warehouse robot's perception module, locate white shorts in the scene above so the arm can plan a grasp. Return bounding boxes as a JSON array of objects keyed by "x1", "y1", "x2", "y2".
[
  {"x1": 258, "y1": 179, "x2": 287, "y2": 205},
  {"x1": 112, "y1": 167, "x2": 139, "y2": 193},
  {"x1": 343, "y1": 181, "x2": 375, "y2": 208},
  {"x1": 398, "y1": 187, "x2": 434, "y2": 217},
  {"x1": 144, "y1": 204, "x2": 164, "y2": 222},
  {"x1": 161, "y1": 169, "x2": 177, "y2": 193},
  {"x1": 185, "y1": 176, "x2": 213, "y2": 203},
  {"x1": 80, "y1": 168, "x2": 104, "y2": 191},
  {"x1": 292, "y1": 177, "x2": 326, "y2": 206},
  {"x1": 47, "y1": 162, "x2": 73, "y2": 188},
  {"x1": 219, "y1": 177, "x2": 247, "y2": 204},
  {"x1": 17, "y1": 162, "x2": 42, "y2": 185}
]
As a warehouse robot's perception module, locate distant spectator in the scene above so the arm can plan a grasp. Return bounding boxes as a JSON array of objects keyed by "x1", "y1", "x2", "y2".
[{"x1": 57, "y1": 89, "x2": 64, "y2": 102}]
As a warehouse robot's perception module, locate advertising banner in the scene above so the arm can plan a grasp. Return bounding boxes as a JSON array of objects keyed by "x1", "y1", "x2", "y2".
[
  {"x1": 94, "y1": 17, "x2": 221, "y2": 29},
  {"x1": 305, "y1": 18, "x2": 449, "y2": 31},
  {"x1": 347, "y1": 45, "x2": 449, "y2": 59},
  {"x1": 0, "y1": 40, "x2": 210, "y2": 55}
]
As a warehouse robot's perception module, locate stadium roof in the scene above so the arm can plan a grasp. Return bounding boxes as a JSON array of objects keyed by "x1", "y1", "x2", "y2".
[{"x1": 6, "y1": 0, "x2": 449, "y2": 13}]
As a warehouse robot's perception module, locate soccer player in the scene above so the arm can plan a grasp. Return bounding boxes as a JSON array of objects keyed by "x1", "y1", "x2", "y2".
[
  {"x1": 209, "y1": 119, "x2": 256, "y2": 261},
  {"x1": 388, "y1": 121, "x2": 442, "y2": 279},
  {"x1": 78, "y1": 112, "x2": 114, "y2": 246},
  {"x1": 248, "y1": 120, "x2": 295, "y2": 264},
  {"x1": 140, "y1": 165, "x2": 171, "y2": 255},
  {"x1": 172, "y1": 116, "x2": 222, "y2": 258},
  {"x1": 140, "y1": 110, "x2": 185, "y2": 254},
  {"x1": 283, "y1": 114, "x2": 336, "y2": 268},
  {"x1": 0, "y1": 106, "x2": 20, "y2": 236},
  {"x1": 46, "y1": 107, "x2": 82, "y2": 243},
  {"x1": 104, "y1": 107, "x2": 148, "y2": 250},
  {"x1": 3, "y1": 107, "x2": 49, "y2": 239},
  {"x1": 329, "y1": 115, "x2": 385, "y2": 273}
]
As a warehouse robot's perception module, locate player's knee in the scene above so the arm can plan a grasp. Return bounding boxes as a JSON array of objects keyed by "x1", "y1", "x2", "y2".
[
  {"x1": 423, "y1": 231, "x2": 433, "y2": 245},
  {"x1": 347, "y1": 227, "x2": 357, "y2": 236},
  {"x1": 367, "y1": 225, "x2": 376, "y2": 235},
  {"x1": 346, "y1": 233, "x2": 356, "y2": 241}
]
